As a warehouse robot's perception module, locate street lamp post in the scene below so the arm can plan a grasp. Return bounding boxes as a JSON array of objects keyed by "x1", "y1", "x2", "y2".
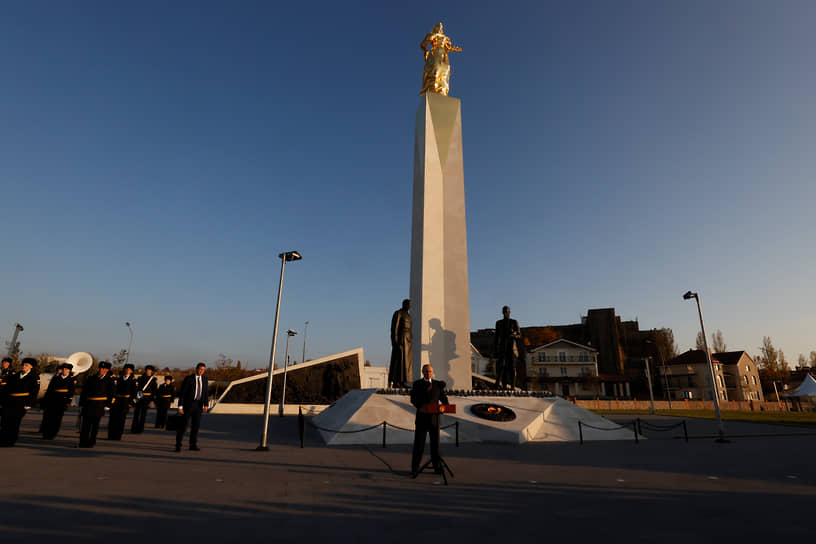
[
  {"x1": 279, "y1": 329, "x2": 297, "y2": 417},
  {"x1": 644, "y1": 357, "x2": 656, "y2": 415},
  {"x1": 301, "y1": 321, "x2": 309, "y2": 364},
  {"x1": 258, "y1": 250, "x2": 302, "y2": 451},
  {"x1": 683, "y1": 291, "x2": 727, "y2": 442},
  {"x1": 125, "y1": 322, "x2": 134, "y2": 365}
]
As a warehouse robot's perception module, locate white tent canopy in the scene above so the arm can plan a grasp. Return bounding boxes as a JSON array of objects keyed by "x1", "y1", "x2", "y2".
[{"x1": 784, "y1": 373, "x2": 816, "y2": 397}]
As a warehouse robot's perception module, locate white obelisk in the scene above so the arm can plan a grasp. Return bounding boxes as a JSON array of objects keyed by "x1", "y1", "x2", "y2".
[{"x1": 410, "y1": 92, "x2": 471, "y2": 390}]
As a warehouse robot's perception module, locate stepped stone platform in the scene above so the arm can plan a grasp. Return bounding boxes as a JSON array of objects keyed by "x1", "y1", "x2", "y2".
[{"x1": 313, "y1": 389, "x2": 638, "y2": 446}]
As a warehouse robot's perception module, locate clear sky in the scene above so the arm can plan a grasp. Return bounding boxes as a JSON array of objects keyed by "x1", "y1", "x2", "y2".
[{"x1": 2, "y1": 1, "x2": 814, "y2": 369}]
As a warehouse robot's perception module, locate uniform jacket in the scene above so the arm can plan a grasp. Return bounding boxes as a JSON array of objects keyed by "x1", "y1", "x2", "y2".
[
  {"x1": 44, "y1": 374, "x2": 76, "y2": 408},
  {"x1": 80, "y1": 373, "x2": 115, "y2": 418},
  {"x1": 113, "y1": 374, "x2": 138, "y2": 406},
  {"x1": 135, "y1": 374, "x2": 158, "y2": 401},
  {"x1": 3, "y1": 370, "x2": 40, "y2": 407}
]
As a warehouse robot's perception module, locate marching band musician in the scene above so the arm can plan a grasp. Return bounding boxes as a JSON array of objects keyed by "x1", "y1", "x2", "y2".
[
  {"x1": 131, "y1": 365, "x2": 157, "y2": 433},
  {"x1": 108, "y1": 363, "x2": 136, "y2": 440},
  {"x1": 0, "y1": 357, "x2": 40, "y2": 447},
  {"x1": 78, "y1": 361, "x2": 114, "y2": 448},
  {"x1": 154, "y1": 375, "x2": 174, "y2": 428},
  {"x1": 40, "y1": 362, "x2": 76, "y2": 440}
]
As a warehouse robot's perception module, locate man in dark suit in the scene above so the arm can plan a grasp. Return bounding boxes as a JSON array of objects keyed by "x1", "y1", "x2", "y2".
[
  {"x1": 0, "y1": 357, "x2": 40, "y2": 447},
  {"x1": 175, "y1": 362, "x2": 208, "y2": 452},
  {"x1": 410, "y1": 364, "x2": 449, "y2": 476},
  {"x1": 493, "y1": 305, "x2": 522, "y2": 390},
  {"x1": 79, "y1": 361, "x2": 115, "y2": 448}
]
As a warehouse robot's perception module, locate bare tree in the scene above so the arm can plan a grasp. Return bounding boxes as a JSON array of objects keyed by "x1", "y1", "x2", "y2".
[
  {"x1": 798, "y1": 354, "x2": 808, "y2": 368},
  {"x1": 711, "y1": 330, "x2": 727, "y2": 353},
  {"x1": 111, "y1": 349, "x2": 128, "y2": 367},
  {"x1": 4, "y1": 339, "x2": 21, "y2": 364},
  {"x1": 810, "y1": 351, "x2": 816, "y2": 367},
  {"x1": 757, "y1": 336, "x2": 779, "y2": 372},
  {"x1": 695, "y1": 332, "x2": 706, "y2": 351},
  {"x1": 654, "y1": 328, "x2": 678, "y2": 361}
]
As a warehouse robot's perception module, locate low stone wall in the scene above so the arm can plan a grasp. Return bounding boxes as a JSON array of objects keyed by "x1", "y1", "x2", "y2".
[{"x1": 575, "y1": 399, "x2": 808, "y2": 412}]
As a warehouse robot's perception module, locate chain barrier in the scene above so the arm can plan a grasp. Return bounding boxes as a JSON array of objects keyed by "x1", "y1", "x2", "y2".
[
  {"x1": 299, "y1": 413, "x2": 460, "y2": 449},
  {"x1": 578, "y1": 419, "x2": 639, "y2": 445}
]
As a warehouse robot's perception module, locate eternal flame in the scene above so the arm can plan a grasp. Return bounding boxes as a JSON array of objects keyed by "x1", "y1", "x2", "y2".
[{"x1": 420, "y1": 22, "x2": 462, "y2": 96}]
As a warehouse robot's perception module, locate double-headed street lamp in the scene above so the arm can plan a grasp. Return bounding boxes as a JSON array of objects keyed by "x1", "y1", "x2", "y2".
[
  {"x1": 683, "y1": 290, "x2": 727, "y2": 442},
  {"x1": 258, "y1": 250, "x2": 302, "y2": 451},
  {"x1": 125, "y1": 322, "x2": 134, "y2": 365},
  {"x1": 279, "y1": 329, "x2": 297, "y2": 417}
]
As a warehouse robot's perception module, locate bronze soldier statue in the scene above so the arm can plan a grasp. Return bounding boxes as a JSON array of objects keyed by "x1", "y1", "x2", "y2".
[
  {"x1": 493, "y1": 306, "x2": 522, "y2": 390},
  {"x1": 388, "y1": 299, "x2": 413, "y2": 387}
]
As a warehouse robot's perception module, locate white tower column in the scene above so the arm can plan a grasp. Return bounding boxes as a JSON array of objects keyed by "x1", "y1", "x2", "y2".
[{"x1": 410, "y1": 92, "x2": 471, "y2": 390}]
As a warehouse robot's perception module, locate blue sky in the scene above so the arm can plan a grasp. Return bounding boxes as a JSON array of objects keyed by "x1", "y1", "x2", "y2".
[{"x1": 2, "y1": 1, "x2": 814, "y2": 369}]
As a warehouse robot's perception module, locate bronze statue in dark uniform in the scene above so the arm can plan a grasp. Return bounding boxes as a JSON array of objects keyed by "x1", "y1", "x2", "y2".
[
  {"x1": 388, "y1": 299, "x2": 413, "y2": 387},
  {"x1": 493, "y1": 306, "x2": 522, "y2": 390}
]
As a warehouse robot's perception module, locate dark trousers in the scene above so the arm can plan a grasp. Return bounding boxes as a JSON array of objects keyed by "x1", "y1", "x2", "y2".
[
  {"x1": 0, "y1": 399, "x2": 27, "y2": 447},
  {"x1": 131, "y1": 399, "x2": 151, "y2": 433},
  {"x1": 79, "y1": 407, "x2": 104, "y2": 448},
  {"x1": 411, "y1": 418, "x2": 441, "y2": 473},
  {"x1": 495, "y1": 353, "x2": 516, "y2": 389},
  {"x1": 41, "y1": 403, "x2": 67, "y2": 439},
  {"x1": 108, "y1": 402, "x2": 130, "y2": 440},
  {"x1": 176, "y1": 401, "x2": 202, "y2": 447},
  {"x1": 155, "y1": 401, "x2": 170, "y2": 428}
]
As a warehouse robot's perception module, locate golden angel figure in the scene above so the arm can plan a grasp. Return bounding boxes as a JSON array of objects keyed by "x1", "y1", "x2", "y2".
[{"x1": 420, "y1": 23, "x2": 462, "y2": 96}]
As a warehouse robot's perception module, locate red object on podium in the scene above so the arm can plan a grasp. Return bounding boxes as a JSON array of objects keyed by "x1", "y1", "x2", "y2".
[{"x1": 421, "y1": 404, "x2": 457, "y2": 414}]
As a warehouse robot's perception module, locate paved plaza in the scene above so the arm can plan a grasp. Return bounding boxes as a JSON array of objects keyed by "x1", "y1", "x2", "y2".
[{"x1": 1, "y1": 409, "x2": 814, "y2": 543}]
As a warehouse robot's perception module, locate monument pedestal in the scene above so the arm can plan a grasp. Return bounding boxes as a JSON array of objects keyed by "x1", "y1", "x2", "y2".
[{"x1": 410, "y1": 93, "x2": 470, "y2": 390}]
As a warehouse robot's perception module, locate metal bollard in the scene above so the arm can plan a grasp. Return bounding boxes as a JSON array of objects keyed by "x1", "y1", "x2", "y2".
[
  {"x1": 633, "y1": 420, "x2": 639, "y2": 444},
  {"x1": 455, "y1": 421, "x2": 460, "y2": 447},
  {"x1": 382, "y1": 421, "x2": 387, "y2": 449},
  {"x1": 682, "y1": 420, "x2": 688, "y2": 443},
  {"x1": 636, "y1": 417, "x2": 642, "y2": 436},
  {"x1": 578, "y1": 421, "x2": 584, "y2": 445},
  {"x1": 298, "y1": 407, "x2": 305, "y2": 448}
]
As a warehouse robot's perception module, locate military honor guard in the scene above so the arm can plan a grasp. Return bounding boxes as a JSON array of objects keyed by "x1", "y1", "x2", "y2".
[
  {"x1": 154, "y1": 375, "x2": 174, "y2": 428},
  {"x1": 78, "y1": 361, "x2": 114, "y2": 448},
  {"x1": 108, "y1": 363, "x2": 136, "y2": 440},
  {"x1": 40, "y1": 362, "x2": 77, "y2": 440},
  {"x1": 0, "y1": 357, "x2": 13, "y2": 407},
  {"x1": 131, "y1": 365, "x2": 157, "y2": 434},
  {"x1": 0, "y1": 357, "x2": 40, "y2": 447}
]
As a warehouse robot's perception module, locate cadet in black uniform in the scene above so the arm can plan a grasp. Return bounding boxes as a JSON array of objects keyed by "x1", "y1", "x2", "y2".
[
  {"x1": 40, "y1": 362, "x2": 77, "y2": 440},
  {"x1": 108, "y1": 363, "x2": 136, "y2": 440},
  {"x1": 154, "y1": 376, "x2": 174, "y2": 428},
  {"x1": 131, "y1": 365, "x2": 157, "y2": 434},
  {"x1": 0, "y1": 357, "x2": 13, "y2": 409},
  {"x1": 0, "y1": 357, "x2": 40, "y2": 447},
  {"x1": 78, "y1": 361, "x2": 114, "y2": 448}
]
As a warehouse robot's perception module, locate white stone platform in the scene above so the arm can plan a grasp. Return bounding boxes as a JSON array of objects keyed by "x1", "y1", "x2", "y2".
[{"x1": 312, "y1": 390, "x2": 640, "y2": 446}]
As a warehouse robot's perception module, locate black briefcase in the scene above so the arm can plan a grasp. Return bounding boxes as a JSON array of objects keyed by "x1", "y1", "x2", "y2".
[{"x1": 165, "y1": 414, "x2": 184, "y2": 431}]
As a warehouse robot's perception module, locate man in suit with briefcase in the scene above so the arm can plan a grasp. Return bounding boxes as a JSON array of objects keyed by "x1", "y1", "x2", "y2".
[
  {"x1": 174, "y1": 362, "x2": 208, "y2": 452},
  {"x1": 410, "y1": 364, "x2": 449, "y2": 476}
]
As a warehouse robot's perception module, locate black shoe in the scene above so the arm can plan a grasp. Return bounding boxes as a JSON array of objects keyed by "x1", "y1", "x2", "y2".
[
  {"x1": 410, "y1": 470, "x2": 419, "y2": 479},
  {"x1": 189, "y1": 445, "x2": 200, "y2": 451},
  {"x1": 174, "y1": 445, "x2": 182, "y2": 452}
]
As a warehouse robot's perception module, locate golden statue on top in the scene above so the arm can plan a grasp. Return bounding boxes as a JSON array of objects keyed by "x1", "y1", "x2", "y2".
[{"x1": 420, "y1": 23, "x2": 462, "y2": 96}]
